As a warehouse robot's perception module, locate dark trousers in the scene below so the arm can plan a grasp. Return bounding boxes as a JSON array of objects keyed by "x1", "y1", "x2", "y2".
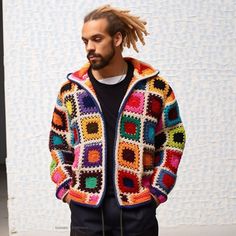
[{"x1": 69, "y1": 194, "x2": 158, "y2": 236}]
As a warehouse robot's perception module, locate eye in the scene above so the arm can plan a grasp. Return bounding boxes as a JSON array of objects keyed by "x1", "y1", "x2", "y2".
[
  {"x1": 94, "y1": 37, "x2": 102, "y2": 42},
  {"x1": 83, "y1": 40, "x2": 88, "y2": 45}
]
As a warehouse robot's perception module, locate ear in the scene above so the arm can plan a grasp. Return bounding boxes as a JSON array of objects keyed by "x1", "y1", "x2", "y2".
[{"x1": 113, "y1": 32, "x2": 123, "y2": 47}]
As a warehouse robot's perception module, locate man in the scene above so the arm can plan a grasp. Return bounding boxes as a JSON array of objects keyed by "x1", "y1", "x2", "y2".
[{"x1": 49, "y1": 5, "x2": 186, "y2": 236}]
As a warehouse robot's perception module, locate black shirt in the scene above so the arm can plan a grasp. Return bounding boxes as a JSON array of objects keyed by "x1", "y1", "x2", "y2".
[{"x1": 88, "y1": 61, "x2": 134, "y2": 196}]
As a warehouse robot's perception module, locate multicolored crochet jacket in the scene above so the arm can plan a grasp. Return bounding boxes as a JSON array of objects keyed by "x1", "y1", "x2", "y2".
[{"x1": 49, "y1": 57, "x2": 186, "y2": 208}]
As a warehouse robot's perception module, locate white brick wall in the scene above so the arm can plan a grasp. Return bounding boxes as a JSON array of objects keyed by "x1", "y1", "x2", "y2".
[{"x1": 3, "y1": 0, "x2": 236, "y2": 234}]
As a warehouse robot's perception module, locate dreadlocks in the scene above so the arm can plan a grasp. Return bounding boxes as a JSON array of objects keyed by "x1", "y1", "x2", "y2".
[{"x1": 84, "y1": 5, "x2": 148, "y2": 52}]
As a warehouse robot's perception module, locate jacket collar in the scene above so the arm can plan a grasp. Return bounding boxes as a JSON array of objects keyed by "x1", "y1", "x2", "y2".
[{"x1": 67, "y1": 57, "x2": 159, "y2": 89}]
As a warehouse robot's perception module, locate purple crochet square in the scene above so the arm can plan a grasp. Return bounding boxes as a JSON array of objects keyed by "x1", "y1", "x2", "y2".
[
  {"x1": 82, "y1": 143, "x2": 102, "y2": 168},
  {"x1": 77, "y1": 92, "x2": 98, "y2": 114}
]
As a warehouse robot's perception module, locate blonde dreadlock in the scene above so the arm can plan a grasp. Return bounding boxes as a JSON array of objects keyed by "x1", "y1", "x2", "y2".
[{"x1": 84, "y1": 5, "x2": 148, "y2": 52}]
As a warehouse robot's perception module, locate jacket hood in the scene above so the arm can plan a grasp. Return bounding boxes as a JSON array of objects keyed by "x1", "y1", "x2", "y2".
[{"x1": 67, "y1": 57, "x2": 159, "y2": 86}]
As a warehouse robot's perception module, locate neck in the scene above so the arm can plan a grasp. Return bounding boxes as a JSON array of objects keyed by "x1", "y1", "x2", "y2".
[{"x1": 92, "y1": 55, "x2": 127, "y2": 80}]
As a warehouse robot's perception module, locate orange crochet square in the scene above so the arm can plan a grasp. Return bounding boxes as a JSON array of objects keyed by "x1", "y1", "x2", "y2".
[
  {"x1": 51, "y1": 166, "x2": 66, "y2": 185},
  {"x1": 88, "y1": 150, "x2": 100, "y2": 163},
  {"x1": 53, "y1": 113, "x2": 63, "y2": 126},
  {"x1": 118, "y1": 142, "x2": 140, "y2": 170},
  {"x1": 143, "y1": 152, "x2": 153, "y2": 166},
  {"x1": 51, "y1": 150, "x2": 59, "y2": 164}
]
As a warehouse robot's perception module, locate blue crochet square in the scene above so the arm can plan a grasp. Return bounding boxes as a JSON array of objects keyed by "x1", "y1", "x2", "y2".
[
  {"x1": 164, "y1": 102, "x2": 181, "y2": 127},
  {"x1": 143, "y1": 120, "x2": 156, "y2": 145}
]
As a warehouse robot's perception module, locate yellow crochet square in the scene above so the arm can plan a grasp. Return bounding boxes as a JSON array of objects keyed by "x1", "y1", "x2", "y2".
[
  {"x1": 148, "y1": 77, "x2": 169, "y2": 97},
  {"x1": 81, "y1": 116, "x2": 102, "y2": 141}
]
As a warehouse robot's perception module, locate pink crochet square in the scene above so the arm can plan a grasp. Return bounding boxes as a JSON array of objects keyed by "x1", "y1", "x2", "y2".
[
  {"x1": 124, "y1": 91, "x2": 144, "y2": 114},
  {"x1": 73, "y1": 146, "x2": 80, "y2": 168}
]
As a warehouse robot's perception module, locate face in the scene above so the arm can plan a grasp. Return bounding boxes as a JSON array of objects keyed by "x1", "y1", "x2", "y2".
[{"x1": 82, "y1": 18, "x2": 116, "y2": 70}]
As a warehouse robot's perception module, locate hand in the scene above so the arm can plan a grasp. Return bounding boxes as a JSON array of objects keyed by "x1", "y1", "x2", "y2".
[{"x1": 64, "y1": 194, "x2": 72, "y2": 204}]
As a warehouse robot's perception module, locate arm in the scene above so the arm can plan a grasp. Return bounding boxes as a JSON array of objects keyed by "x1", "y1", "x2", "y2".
[
  {"x1": 49, "y1": 84, "x2": 74, "y2": 202},
  {"x1": 150, "y1": 77, "x2": 186, "y2": 205}
]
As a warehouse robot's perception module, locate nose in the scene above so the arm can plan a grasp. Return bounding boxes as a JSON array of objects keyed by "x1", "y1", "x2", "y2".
[{"x1": 86, "y1": 40, "x2": 95, "y2": 51}]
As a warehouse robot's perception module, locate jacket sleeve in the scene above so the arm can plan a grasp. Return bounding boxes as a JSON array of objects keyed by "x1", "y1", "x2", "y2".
[
  {"x1": 150, "y1": 77, "x2": 186, "y2": 205},
  {"x1": 49, "y1": 85, "x2": 74, "y2": 202}
]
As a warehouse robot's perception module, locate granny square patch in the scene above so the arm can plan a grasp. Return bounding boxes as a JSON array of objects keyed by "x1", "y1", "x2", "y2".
[
  {"x1": 64, "y1": 95, "x2": 77, "y2": 119},
  {"x1": 143, "y1": 120, "x2": 156, "y2": 145},
  {"x1": 79, "y1": 171, "x2": 102, "y2": 193},
  {"x1": 51, "y1": 166, "x2": 67, "y2": 185},
  {"x1": 157, "y1": 169, "x2": 176, "y2": 193},
  {"x1": 57, "y1": 150, "x2": 74, "y2": 165},
  {"x1": 118, "y1": 142, "x2": 140, "y2": 169},
  {"x1": 146, "y1": 94, "x2": 163, "y2": 117},
  {"x1": 82, "y1": 143, "x2": 102, "y2": 168},
  {"x1": 155, "y1": 132, "x2": 167, "y2": 149},
  {"x1": 118, "y1": 170, "x2": 139, "y2": 193},
  {"x1": 49, "y1": 130, "x2": 68, "y2": 150},
  {"x1": 167, "y1": 126, "x2": 185, "y2": 149},
  {"x1": 81, "y1": 116, "x2": 102, "y2": 141},
  {"x1": 143, "y1": 148, "x2": 154, "y2": 170},
  {"x1": 120, "y1": 115, "x2": 141, "y2": 141},
  {"x1": 77, "y1": 91, "x2": 98, "y2": 114},
  {"x1": 154, "y1": 150, "x2": 164, "y2": 167},
  {"x1": 164, "y1": 102, "x2": 181, "y2": 127},
  {"x1": 124, "y1": 91, "x2": 144, "y2": 114},
  {"x1": 71, "y1": 122, "x2": 80, "y2": 145},
  {"x1": 163, "y1": 149, "x2": 182, "y2": 174},
  {"x1": 148, "y1": 77, "x2": 169, "y2": 96},
  {"x1": 52, "y1": 107, "x2": 68, "y2": 131}
]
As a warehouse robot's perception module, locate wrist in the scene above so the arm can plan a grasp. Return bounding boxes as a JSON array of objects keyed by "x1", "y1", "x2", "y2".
[{"x1": 150, "y1": 193, "x2": 160, "y2": 206}]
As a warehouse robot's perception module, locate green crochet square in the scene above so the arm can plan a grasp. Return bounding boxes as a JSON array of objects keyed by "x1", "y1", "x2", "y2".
[
  {"x1": 50, "y1": 159, "x2": 57, "y2": 174},
  {"x1": 85, "y1": 177, "x2": 97, "y2": 189},
  {"x1": 167, "y1": 126, "x2": 185, "y2": 150},
  {"x1": 120, "y1": 115, "x2": 141, "y2": 141}
]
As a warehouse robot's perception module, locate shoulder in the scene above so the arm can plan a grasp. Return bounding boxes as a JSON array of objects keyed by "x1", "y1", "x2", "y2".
[
  {"x1": 57, "y1": 76, "x2": 80, "y2": 102},
  {"x1": 147, "y1": 74, "x2": 173, "y2": 100}
]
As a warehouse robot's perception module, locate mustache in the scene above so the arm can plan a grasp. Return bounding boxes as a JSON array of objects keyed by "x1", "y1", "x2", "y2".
[{"x1": 87, "y1": 52, "x2": 101, "y2": 59}]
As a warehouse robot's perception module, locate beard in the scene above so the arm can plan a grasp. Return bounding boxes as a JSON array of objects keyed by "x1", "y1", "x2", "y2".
[{"x1": 87, "y1": 43, "x2": 115, "y2": 70}]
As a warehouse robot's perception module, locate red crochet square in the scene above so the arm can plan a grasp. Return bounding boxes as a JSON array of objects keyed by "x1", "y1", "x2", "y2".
[
  {"x1": 118, "y1": 170, "x2": 139, "y2": 193},
  {"x1": 147, "y1": 94, "x2": 162, "y2": 117},
  {"x1": 162, "y1": 172, "x2": 175, "y2": 190},
  {"x1": 164, "y1": 149, "x2": 182, "y2": 174}
]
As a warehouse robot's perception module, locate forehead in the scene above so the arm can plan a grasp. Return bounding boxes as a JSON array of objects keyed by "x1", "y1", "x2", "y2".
[{"x1": 82, "y1": 18, "x2": 110, "y2": 38}]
